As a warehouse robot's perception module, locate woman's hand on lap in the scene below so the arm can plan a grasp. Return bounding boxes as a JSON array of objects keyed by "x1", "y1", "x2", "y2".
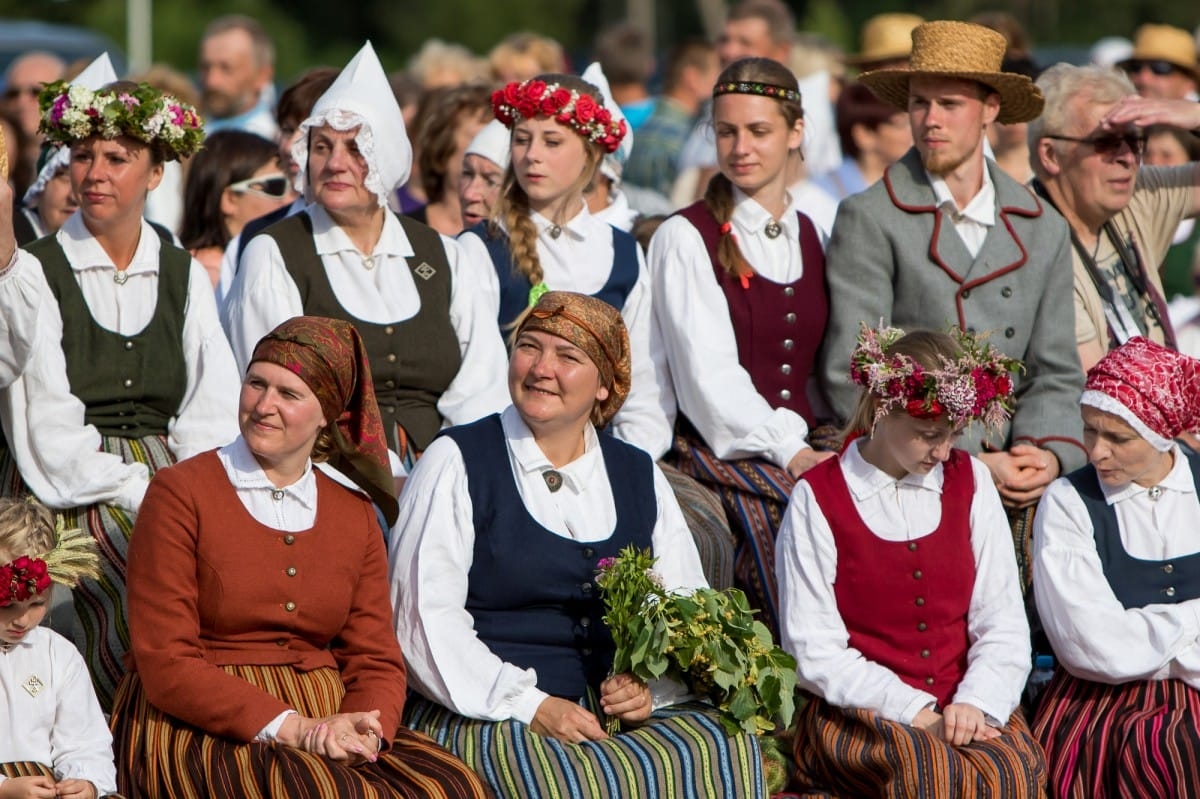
[
  {"x1": 531, "y1": 696, "x2": 609, "y2": 744},
  {"x1": 52, "y1": 778, "x2": 96, "y2": 799},
  {"x1": 939, "y1": 703, "x2": 998, "y2": 746},
  {"x1": 0, "y1": 774, "x2": 56, "y2": 799},
  {"x1": 600, "y1": 672, "x2": 652, "y2": 723},
  {"x1": 787, "y1": 447, "x2": 835, "y2": 479}
]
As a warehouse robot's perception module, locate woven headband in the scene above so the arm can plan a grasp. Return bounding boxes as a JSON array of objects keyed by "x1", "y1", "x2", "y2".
[{"x1": 713, "y1": 80, "x2": 801, "y2": 104}]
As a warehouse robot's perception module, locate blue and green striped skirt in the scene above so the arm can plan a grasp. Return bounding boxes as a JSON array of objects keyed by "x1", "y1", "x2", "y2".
[{"x1": 405, "y1": 696, "x2": 765, "y2": 798}]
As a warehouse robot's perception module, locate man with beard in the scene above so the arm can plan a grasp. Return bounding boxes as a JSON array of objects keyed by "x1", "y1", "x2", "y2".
[
  {"x1": 198, "y1": 15, "x2": 277, "y2": 139},
  {"x1": 819, "y1": 21, "x2": 1085, "y2": 522}
]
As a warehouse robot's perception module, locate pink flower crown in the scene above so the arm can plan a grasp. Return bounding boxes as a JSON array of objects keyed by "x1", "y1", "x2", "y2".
[
  {"x1": 849, "y1": 324, "x2": 1021, "y2": 431},
  {"x1": 0, "y1": 556, "x2": 51, "y2": 607},
  {"x1": 492, "y1": 79, "x2": 627, "y2": 154}
]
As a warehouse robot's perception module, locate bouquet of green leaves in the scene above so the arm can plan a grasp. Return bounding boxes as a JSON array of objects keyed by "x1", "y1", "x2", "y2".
[{"x1": 595, "y1": 546, "x2": 797, "y2": 736}]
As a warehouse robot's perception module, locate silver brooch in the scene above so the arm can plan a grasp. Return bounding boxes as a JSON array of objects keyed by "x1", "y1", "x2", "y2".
[
  {"x1": 548, "y1": 224, "x2": 563, "y2": 240},
  {"x1": 414, "y1": 262, "x2": 436, "y2": 280},
  {"x1": 113, "y1": 269, "x2": 130, "y2": 285},
  {"x1": 271, "y1": 489, "x2": 285, "y2": 501},
  {"x1": 764, "y1": 220, "x2": 782, "y2": 239},
  {"x1": 1148, "y1": 485, "x2": 1164, "y2": 501},
  {"x1": 543, "y1": 470, "x2": 564, "y2": 492},
  {"x1": 23, "y1": 673, "x2": 44, "y2": 697},
  {"x1": 361, "y1": 254, "x2": 377, "y2": 270}
]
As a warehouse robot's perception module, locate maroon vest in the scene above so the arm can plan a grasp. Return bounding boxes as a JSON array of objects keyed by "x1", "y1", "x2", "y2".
[
  {"x1": 802, "y1": 449, "x2": 976, "y2": 708},
  {"x1": 676, "y1": 201, "x2": 828, "y2": 424}
]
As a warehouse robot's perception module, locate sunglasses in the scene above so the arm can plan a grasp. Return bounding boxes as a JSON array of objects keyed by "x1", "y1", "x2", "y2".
[
  {"x1": 228, "y1": 174, "x2": 290, "y2": 199},
  {"x1": 1122, "y1": 59, "x2": 1179, "y2": 77},
  {"x1": 1044, "y1": 132, "x2": 1146, "y2": 157},
  {"x1": 2, "y1": 85, "x2": 41, "y2": 101}
]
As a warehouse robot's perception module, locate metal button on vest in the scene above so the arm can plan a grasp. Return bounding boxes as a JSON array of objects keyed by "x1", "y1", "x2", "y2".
[
  {"x1": 1166, "y1": 586, "x2": 1177, "y2": 597},
  {"x1": 920, "y1": 649, "x2": 930, "y2": 658},
  {"x1": 276, "y1": 638, "x2": 287, "y2": 646},
  {"x1": 581, "y1": 647, "x2": 592, "y2": 656},
  {"x1": 779, "y1": 389, "x2": 792, "y2": 401},
  {"x1": 917, "y1": 622, "x2": 927, "y2": 631},
  {"x1": 783, "y1": 339, "x2": 794, "y2": 350},
  {"x1": 1164, "y1": 564, "x2": 1175, "y2": 574},
  {"x1": 386, "y1": 353, "x2": 397, "y2": 363},
  {"x1": 582, "y1": 547, "x2": 595, "y2": 558},
  {"x1": 1001, "y1": 286, "x2": 1013, "y2": 298},
  {"x1": 925, "y1": 676, "x2": 935, "y2": 685},
  {"x1": 784, "y1": 312, "x2": 796, "y2": 324},
  {"x1": 385, "y1": 379, "x2": 395, "y2": 389},
  {"x1": 123, "y1": 378, "x2": 133, "y2": 388},
  {"x1": 286, "y1": 567, "x2": 297, "y2": 577},
  {"x1": 780, "y1": 364, "x2": 792, "y2": 375},
  {"x1": 908, "y1": 542, "x2": 918, "y2": 551},
  {"x1": 124, "y1": 340, "x2": 134, "y2": 350},
  {"x1": 385, "y1": 326, "x2": 395, "y2": 335},
  {"x1": 783, "y1": 286, "x2": 794, "y2": 297},
  {"x1": 581, "y1": 583, "x2": 593, "y2": 595},
  {"x1": 285, "y1": 601, "x2": 297, "y2": 612},
  {"x1": 580, "y1": 617, "x2": 591, "y2": 628},
  {"x1": 915, "y1": 596, "x2": 925, "y2": 606},
  {"x1": 120, "y1": 424, "x2": 130, "y2": 431},
  {"x1": 961, "y1": 289, "x2": 971, "y2": 299},
  {"x1": 1005, "y1": 327, "x2": 1015, "y2": 338},
  {"x1": 913, "y1": 570, "x2": 923, "y2": 579},
  {"x1": 283, "y1": 534, "x2": 295, "y2": 545}
]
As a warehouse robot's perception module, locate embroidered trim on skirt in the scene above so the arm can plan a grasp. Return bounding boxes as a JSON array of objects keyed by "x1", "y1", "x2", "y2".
[
  {"x1": 792, "y1": 697, "x2": 1047, "y2": 798},
  {"x1": 1033, "y1": 669, "x2": 1200, "y2": 799},
  {"x1": 405, "y1": 695, "x2": 765, "y2": 799},
  {"x1": 110, "y1": 665, "x2": 488, "y2": 799},
  {"x1": 658, "y1": 462, "x2": 736, "y2": 590},
  {"x1": 668, "y1": 423, "x2": 795, "y2": 638}
]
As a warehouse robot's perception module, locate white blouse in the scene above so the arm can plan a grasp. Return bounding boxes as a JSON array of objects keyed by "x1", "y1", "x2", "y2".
[
  {"x1": 0, "y1": 249, "x2": 43, "y2": 387},
  {"x1": 647, "y1": 189, "x2": 821, "y2": 469},
  {"x1": 389, "y1": 406, "x2": 707, "y2": 725},
  {"x1": 460, "y1": 203, "x2": 673, "y2": 459},
  {"x1": 1033, "y1": 447, "x2": 1200, "y2": 686},
  {"x1": 776, "y1": 441, "x2": 1030, "y2": 725},
  {"x1": 0, "y1": 213, "x2": 240, "y2": 512},
  {"x1": 0, "y1": 627, "x2": 118, "y2": 795},
  {"x1": 222, "y1": 205, "x2": 510, "y2": 444}
]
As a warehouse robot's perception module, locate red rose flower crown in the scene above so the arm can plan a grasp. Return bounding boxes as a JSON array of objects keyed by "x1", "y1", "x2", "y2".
[
  {"x1": 850, "y1": 323, "x2": 1021, "y2": 432},
  {"x1": 492, "y1": 78, "x2": 627, "y2": 154}
]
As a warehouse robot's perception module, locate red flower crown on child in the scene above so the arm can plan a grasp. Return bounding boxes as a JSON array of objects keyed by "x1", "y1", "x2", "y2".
[
  {"x1": 849, "y1": 324, "x2": 1021, "y2": 431},
  {"x1": 492, "y1": 79, "x2": 627, "y2": 154},
  {"x1": 0, "y1": 556, "x2": 51, "y2": 607},
  {"x1": 0, "y1": 518, "x2": 99, "y2": 607}
]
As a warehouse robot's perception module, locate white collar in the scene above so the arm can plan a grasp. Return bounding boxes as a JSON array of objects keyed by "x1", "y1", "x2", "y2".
[
  {"x1": 731, "y1": 186, "x2": 798, "y2": 240},
  {"x1": 529, "y1": 199, "x2": 598, "y2": 242},
  {"x1": 500, "y1": 405, "x2": 602, "y2": 494},
  {"x1": 59, "y1": 212, "x2": 163, "y2": 275},
  {"x1": 218, "y1": 436, "x2": 318, "y2": 511},
  {"x1": 1100, "y1": 445, "x2": 1196, "y2": 505},
  {"x1": 843, "y1": 437, "x2": 945, "y2": 501},
  {"x1": 926, "y1": 165, "x2": 996, "y2": 227},
  {"x1": 309, "y1": 204, "x2": 414, "y2": 259}
]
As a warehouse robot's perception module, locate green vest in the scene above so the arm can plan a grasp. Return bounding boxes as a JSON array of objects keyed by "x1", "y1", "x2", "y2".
[
  {"x1": 1159, "y1": 220, "x2": 1200, "y2": 302},
  {"x1": 260, "y1": 212, "x2": 461, "y2": 452},
  {"x1": 27, "y1": 234, "x2": 190, "y2": 438}
]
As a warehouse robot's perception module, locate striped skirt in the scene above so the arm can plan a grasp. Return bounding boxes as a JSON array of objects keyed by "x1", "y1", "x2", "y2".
[
  {"x1": 658, "y1": 462, "x2": 736, "y2": 590},
  {"x1": 0, "y1": 432, "x2": 174, "y2": 712},
  {"x1": 1032, "y1": 670, "x2": 1200, "y2": 798},
  {"x1": 667, "y1": 425, "x2": 795, "y2": 638},
  {"x1": 110, "y1": 666, "x2": 489, "y2": 799},
  {"x1": 404, "y1": 695, "x2": 765, "y2": 799},
  {"x1": 792, "y1": 698, "x2": 1047, "y2": 798},
  {"x1": 0, "y1": 762, "x2": 128, "y2": 799}
]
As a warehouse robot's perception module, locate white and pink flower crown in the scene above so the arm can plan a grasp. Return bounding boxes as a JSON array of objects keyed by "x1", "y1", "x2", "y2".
[
  {"x1": 39, "y1": 81, "x2": 204, "y2": 161},
  {"x1": 492, "y1": 78, "x2": 627, "y2": 154},
  {"x1": 849, "y1": 324, "x2": 1021, "y2": 431}
]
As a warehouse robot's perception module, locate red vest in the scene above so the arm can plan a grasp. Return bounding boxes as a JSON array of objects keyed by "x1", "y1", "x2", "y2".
[
  {"x1": 675, "y1": 202, "x2": 829, "y2": 424},
  {"x1": 802, "y1": 450, "x2": 976, "y2": 708}
]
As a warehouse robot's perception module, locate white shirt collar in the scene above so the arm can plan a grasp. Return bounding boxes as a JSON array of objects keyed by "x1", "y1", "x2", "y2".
[
  {"x1": 309, "y1": 204, "x2": 414, "y2": 259},
  {"x1": 1100, "y1": 445, "x2": 1196, "y2": 505},
  {"x1": 731, "y1": 186, "x2": 798, "y2": 240},
  {"x1": 59, "y1": 212, "x2": 163, "y2": 276},
  {"x1": 529, "y1": 199, "x2": 599, "y2": 242},
  {"x1": 843, "y1": 436, "x2": 945, "y2": 501},
  {"x1": 499, "y1": 405, "x2": 602, "y2": 494},
  {"x1": 926, "y1": 166, "x2": 996, "y2": 227},
  {"x1": 217, "y1": 435, "x2": 318, "y2": 511}
]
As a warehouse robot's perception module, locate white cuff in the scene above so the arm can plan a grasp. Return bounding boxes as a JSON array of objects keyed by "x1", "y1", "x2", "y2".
[
  {"x1": 255, "y1": 709, "x2": 297, "y2": 742},
  {"x1": 514, "y1": 686, "x2": 551, "y2": 726}
]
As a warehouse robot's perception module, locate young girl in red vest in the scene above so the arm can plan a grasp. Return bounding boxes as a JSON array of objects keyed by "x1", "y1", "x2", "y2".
[
  {"x1": 776, "y1": 325, "x2": 1047, "y2": 797},
  {"x1": 648, "y1": 56, "x2": 833, "y2": 637}
]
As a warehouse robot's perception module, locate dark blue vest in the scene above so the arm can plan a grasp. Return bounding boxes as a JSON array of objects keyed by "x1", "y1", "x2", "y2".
[
  {"x1": 463, "y1": 222, "x2": 640, "y2": 330},
  {"x1": 442, "y1": 414, "x2": 656, "y2": 699},
  {"x1": 1065, "y1": 449, "x2": 1200, "y2": 610}
]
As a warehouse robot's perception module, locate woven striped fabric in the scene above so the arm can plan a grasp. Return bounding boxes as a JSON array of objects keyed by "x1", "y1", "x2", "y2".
[
  {"x1": 1033, "y1": 669, "x2": 1200, "y2": 798},
  {"x1": 111, "y1": 666, "x2": 488, "y2": 799},
  {"x1": 793, "y1": 698, "x2": 1047, "y2": 798},
  {"x1": 405, "y1": 695, "x2": 765, "y2": 799},
  {"x1": 1006, "y1": 504, "x2": 1037, "y2": 597},
  {"x1": 658, "y1": 462, "x2": 736, "y2": 590},
  {"x1": 0, "y1": 433, "x2": 174, "y2": 712},
  {"x1": 668, "y1": 427, "x2": 795, "y2": 638}
]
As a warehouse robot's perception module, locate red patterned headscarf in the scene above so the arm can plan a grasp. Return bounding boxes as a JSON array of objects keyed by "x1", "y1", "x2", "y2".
[
  {"x1": 250, "y1": 316, "x2": 398, "y2": 526},
  {"x1": 1081, "y1": 336, "x2": 1200, "y2": 452}
]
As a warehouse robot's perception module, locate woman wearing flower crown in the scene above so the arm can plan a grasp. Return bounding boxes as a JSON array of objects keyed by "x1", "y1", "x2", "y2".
[
  {"x1": 390, "y1": 291, "x2": 766, "y2": 798},
  {"x1": 647, "y1": 56, "x2": 835, "y2": 639},
  {"x1": 223, "y1": 43, "x2": 509, "y2": 472},
  {"x1": 1032, "y1": 338, "x2": 1200, "y2": 798},
  {"x1": 775, "y1": 325, "x2": 1047, "y2": 797},
  {"x1": 0, "y1": 498, "x2": 118, "y2": 799},
  {"x1": 0, "y1": 77, "x2": 239, "y2": 711},
  {"x1": 458, "y1": 70, "x2": 736, "y2": 589}
]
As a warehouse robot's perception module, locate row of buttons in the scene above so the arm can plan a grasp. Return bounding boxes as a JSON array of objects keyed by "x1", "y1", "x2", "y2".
[{"x1": 960, "y1": 286, "x2": 1014, "y2": 299}]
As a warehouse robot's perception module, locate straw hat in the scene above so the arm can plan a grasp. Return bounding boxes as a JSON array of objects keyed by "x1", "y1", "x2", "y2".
[
  {"x1": 847, "y1": 13, "x2": 924, "y2": 67},
  {"x1": 1116, "y1": 24, "x2": 1200, "y2": 83},
  {"x1": 859, "y1": 20, "x2": 1044, "y2": 124}
]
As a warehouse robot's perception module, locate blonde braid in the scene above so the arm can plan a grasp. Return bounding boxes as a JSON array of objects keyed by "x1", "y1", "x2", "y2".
[
  {"x1": 492, "y1": 173, "x2": 544, "y2": 288},
  {"x1": 703, "y1": 173, "x2": 754, "y2": 278}
]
